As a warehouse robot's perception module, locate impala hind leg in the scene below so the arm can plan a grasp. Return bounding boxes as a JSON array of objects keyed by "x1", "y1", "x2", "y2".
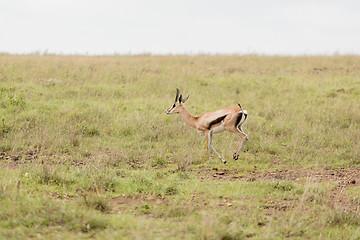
[
  {"x1": 225, "y1": 111, "x2": 248, "y2": 160},
  {"x1": 233, "y1": 131, "x2": 248, "y2": 160},
  {"x1": 232, "y1": 124, "x2": 248, "y2": 160},
  {"x1": 225, "y1": 124, "x2": 248, "y2": 160}
]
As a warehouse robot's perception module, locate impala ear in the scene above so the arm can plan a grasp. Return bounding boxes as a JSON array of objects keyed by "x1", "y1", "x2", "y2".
[
  {"x1": 179, "y1": 94, "x2": 182, "y2": 103},
  {"x1": 182, "y1": 95, "x2": 189, "y2": 103}
]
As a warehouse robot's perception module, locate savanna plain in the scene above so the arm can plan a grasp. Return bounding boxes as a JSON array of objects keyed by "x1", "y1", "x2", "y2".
[{"x1": 0, "y1": 55, "x2": 360, "y2": 240}]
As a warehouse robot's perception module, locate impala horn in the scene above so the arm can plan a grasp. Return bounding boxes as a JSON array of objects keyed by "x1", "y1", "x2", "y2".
[{"x1": 175, "y1": 88, "x2": 180, "y2": 102}]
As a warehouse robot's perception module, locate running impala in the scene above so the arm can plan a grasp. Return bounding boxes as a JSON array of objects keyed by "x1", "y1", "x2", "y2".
[{"x1": 166, "y1": 89, "x2": 248, "y2": 164}]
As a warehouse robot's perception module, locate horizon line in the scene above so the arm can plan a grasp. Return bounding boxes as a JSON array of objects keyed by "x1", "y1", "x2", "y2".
[{"x1": 1, "y1": 51, "x2": 359, "y2": 57}]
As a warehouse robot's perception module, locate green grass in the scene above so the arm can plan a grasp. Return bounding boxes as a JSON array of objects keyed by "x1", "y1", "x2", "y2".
[{"x1": 0, "y1": 54, "x2": 360, "y2": 239}]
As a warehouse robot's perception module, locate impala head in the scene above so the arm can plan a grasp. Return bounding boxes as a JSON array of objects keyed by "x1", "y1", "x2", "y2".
[{"x1": 165, "y1": 88, "x2": 189, "y2": 114}]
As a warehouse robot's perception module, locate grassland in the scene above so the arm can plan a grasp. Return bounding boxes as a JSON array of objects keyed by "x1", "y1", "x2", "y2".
[{"x1": 0, "y1": 54, "x2": 359, "y2": 239}]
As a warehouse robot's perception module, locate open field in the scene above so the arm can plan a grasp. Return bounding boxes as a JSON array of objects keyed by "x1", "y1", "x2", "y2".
[{"x1": 0, "y1": 55, "x2": 360, "y2": 239}]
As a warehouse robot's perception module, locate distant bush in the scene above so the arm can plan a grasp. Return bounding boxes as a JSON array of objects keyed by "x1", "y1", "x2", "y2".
[
  {"x1": 7, "y1": 92, "x2": 26, "y2": 107},
  {"x1": 0, "y1": 88, "x2": 26, "y2": 109}
]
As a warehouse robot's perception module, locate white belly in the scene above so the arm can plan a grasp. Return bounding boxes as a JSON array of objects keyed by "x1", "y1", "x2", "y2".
[{"x1": 211, "y1": 123, "x2": 226, "y2": 134}]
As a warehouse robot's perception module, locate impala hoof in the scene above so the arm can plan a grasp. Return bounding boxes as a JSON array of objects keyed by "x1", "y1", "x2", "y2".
[
  {"x1": 233, "y1": 155, "x2": 238, "y2": 160},
  {"x1": 223, "y1": 161, "x2": 227, "y2": 164}
]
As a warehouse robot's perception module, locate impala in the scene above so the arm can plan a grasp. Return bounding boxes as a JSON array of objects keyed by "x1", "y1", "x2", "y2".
[{"x1": 166, "y1": 89, "x2": 248, "y2": 164}]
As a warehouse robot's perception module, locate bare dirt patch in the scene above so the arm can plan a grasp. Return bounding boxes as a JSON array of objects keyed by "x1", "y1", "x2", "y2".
[{"x1": 196, "y1": 167, "x2": 360, "y2": 187}]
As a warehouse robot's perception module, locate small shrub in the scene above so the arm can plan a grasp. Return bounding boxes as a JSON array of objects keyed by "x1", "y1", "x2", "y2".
[
  {"x1": 165, "y1": 185, "x2": 178, "y2": 195},
  {"x1": 139, "y1": 203, "x2": 152, "y2": 214},
  {"x1": 272, "y1": 181, "x2": 294, "y2": 191},
  {"x1": 133, "y1": 177, "x2": 153, "y2": 194},
  {"x1": 83, "y1": 194, "x2": 112, "y2": 213},
  {"x1": 152, "y1": 156, "x2": 167, "y2": 167},
  {"x1": 7, "y1": 92, "x2": 26, "y2": 108},
  {"x1": 82, "y1": 218, "x2": 108, "y2": 232}
]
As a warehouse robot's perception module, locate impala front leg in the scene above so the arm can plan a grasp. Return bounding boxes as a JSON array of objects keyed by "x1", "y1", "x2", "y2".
[
  {"x1": 208, "y1": 131, "x2": 226, "y2": 164},
  {"x1": 205, "y1": 131, "x2": 211, "y2": 164}
]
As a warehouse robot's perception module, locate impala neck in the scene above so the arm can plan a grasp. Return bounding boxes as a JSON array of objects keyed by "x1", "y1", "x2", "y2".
[{"x1": 178, "y1": 105, "x2": 197, "y2": 128}]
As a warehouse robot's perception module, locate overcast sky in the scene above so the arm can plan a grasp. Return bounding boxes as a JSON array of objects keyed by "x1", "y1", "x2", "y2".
[{"x1": 1, "y1": 0, "x2": 359, "y2": 55}]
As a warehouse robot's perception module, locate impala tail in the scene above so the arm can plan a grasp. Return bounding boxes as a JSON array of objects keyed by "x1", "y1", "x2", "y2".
[{"x1": 237, "y1": 103, "x2": 247, "y2": 128}]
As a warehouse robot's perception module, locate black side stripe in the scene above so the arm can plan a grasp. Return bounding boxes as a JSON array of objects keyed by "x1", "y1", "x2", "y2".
[
  {"x1": 208, "y1": 115, "x2": 226, "y2": 129},
  {"x1": 235, "y1": 112, "x2": 243, "y2": 127}
]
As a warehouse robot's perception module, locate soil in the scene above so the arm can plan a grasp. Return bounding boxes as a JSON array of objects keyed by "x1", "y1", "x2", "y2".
[{"x1": 196, "y1": 167, "x2": 360, "y2": 187}]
